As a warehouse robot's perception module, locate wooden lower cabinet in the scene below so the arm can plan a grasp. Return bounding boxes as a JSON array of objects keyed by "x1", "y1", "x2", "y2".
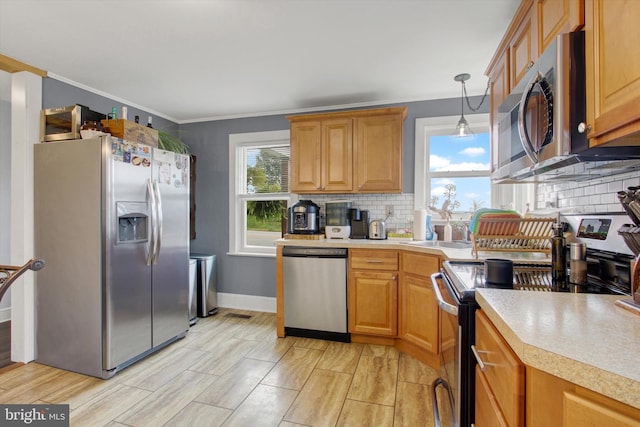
[
  {"x1": 477, "y1": 310, "x2": 640, "y2": 427},
  {"x1": 348, "y1": 249, "x2": 398, "y2": 337},
  {"x1": 527, "y1": 367, "x2": 640, "y2": 427},
  {"x1": 399, "y1": 252, "x2": 440, "y2": 355},
  {"x1": 475, "y1": 310, "x2": 525, "y2": 427}
]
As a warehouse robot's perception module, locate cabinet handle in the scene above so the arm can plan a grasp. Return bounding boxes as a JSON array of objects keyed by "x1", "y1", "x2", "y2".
[
  {"x1": 391, "y1": 275, "x2": 397, "y2": 280},
  {"x1": 471, "y1": 345, "x2": 489, "y2": 372},
  {"x1": 366, "y1": 259, "x2": 384, "y2": 263},
  {"x1": 527, "y1": 61, "x2": 534, "y2": 70},
  {"x1": 577, "y1": 122, "x2": 592, "y2": 134}
]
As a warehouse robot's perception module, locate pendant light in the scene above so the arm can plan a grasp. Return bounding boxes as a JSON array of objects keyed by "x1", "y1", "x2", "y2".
[{"x1": 453, "y1": 73, "x2": 490, "y2": 139}]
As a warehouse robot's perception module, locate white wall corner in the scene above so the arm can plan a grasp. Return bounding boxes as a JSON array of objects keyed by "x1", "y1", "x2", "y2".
[{"x1": 10, "y1": 71, "x2": 41, "y2": 363}]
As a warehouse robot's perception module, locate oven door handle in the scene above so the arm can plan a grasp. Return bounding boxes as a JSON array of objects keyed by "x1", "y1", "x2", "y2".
[
  {"x1": 431, "y1": 273, "x2": 459, "y2": 316},
  {"x1": 432, "y1": 377, "x2": 457, "y2": 427}
]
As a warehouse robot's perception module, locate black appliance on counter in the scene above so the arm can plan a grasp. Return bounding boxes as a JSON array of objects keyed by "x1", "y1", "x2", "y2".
[
  {"x1": 288, "y1": 200, "x2": 321, "y2": 234},
  {"x1": 349, "y1": 208, "x2": 369, "y2": 239},
  {"x1": 430, "y1": 212, "x2": 634, "y2": 427}
]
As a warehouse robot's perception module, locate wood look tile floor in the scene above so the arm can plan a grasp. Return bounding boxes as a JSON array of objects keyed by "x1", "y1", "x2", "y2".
[{"x1": 0, "y1": 309, "x2": 440, "y2": 426}]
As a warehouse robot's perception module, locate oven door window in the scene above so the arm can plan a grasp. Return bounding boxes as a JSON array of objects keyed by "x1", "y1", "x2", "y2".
[{"x1": 518, "y1": 71, "x2": 554, "y2": 162}]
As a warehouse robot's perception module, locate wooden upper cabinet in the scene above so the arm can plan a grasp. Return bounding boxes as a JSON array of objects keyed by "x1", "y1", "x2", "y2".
[
  {"x1": 322, "y1": 118, "x2": 353, "y2": 191},
  {"x1": 354, "y1": 111, "x2": 404, "y2": 193},
  {"x1": 510, "y1": 1, "x2": 538, "y2": 89},
  {"x1": 288, "y1": 107, "x2": 406, "y2": 194},
  {"x1": 488, "y1": 51, "x2": 509, "y2": 175},
  {"x1": 537, "y1": 0, "x2": 584, "y2": 53},
  {"x1": 289, "y1": 118, "x2": 351, "y2": 193},
  {"x1": 289, "y1": 120, "x2": 322, "y2": 192},
  {"x1": 584, "y1": 0, "x2": 640, "y2": 147}
]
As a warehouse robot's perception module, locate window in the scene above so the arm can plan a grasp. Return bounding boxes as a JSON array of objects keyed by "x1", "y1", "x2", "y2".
[
  {"x1": 428, "y1": 132, "x2": 491, "y2": 220},
  {"x1": 414, "y1": 114, "x2": 535, "y2": 223},
  {"x1": 229, "y1": 130, "x2": 291, "y2": 256}
]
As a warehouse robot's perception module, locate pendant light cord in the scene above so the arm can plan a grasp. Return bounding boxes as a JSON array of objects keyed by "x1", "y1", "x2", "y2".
[{"x1": 462, "y1": 79, "x2": 490, "y2": 113}]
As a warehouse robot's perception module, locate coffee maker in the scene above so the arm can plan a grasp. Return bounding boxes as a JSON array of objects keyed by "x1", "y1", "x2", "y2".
[{"x1": 349, "y1": 209, "x2": 369, "y2": 239}]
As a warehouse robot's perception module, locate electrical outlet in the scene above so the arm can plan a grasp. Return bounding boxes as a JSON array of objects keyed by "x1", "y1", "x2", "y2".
[{"x1": 385, "y1": 205, "x2": 394, "y2": 217}]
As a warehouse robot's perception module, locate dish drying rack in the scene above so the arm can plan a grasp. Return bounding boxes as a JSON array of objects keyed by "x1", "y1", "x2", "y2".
[{"x1": 470, "y1": 217, "x2": 555, "y2": 258}]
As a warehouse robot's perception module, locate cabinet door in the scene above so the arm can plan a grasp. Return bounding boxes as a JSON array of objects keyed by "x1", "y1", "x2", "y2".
[
  {"x1": 399, "y1": 252, "x2": 440, "y2": 352},
  {"x1": 290, "y1": 120, "x2": 322, "y2": 192},
  {"x1": 399, "y1": 273, "x2": 438, "y2": 353},
  {"x1": 322, "y1": 118, "x2": 353, "y2": 192},
  {"x1": 488, "y1": 51, "x2": 509, "y2": 175},
  {"x1": 585, "y1": 0, "x2": 640, "y2": 146},
  {"x1": 475, "y1": 365, "x2": 509, "y2": 427},
  {"x1": 475, "y1": 310, "x2": 525, "y2": 427},
  {"x1": 564, "y1": 392, "x2": 640, "y2": 427},
  {"x1": 537, "y1": 0, "x2": 584, "y2": 53},
  {"x1": 348, "y1": 270, "x2": 397, "y2": 336},
  {"x1": 510, "y1": 2, "x2": 538, "y2": 89},
  {"x1": 354, "y1": 113, "x2": 403, "y2": 193}
]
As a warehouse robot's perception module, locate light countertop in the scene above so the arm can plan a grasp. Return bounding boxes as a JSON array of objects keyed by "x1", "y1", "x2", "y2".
[
  {"x1": 476, "y1": 289, "x2": 640, "y2": 409},
  {"x1": 275, "y1": 237, "x2": 551, "y2": 262}
]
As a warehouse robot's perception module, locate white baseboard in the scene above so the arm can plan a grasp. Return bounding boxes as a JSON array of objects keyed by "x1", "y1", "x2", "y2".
[
  {"x1": 0, "y1": 307, "x2": 10, "y2": 323},
  {"x1": 217, "y1": 293, "x2": 276, "y2": 313}
]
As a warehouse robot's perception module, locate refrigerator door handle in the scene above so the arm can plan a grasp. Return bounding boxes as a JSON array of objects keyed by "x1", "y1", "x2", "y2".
[
  {"x1": 153, "y1": 180, "x2": 163, "y2": 265},
  {"x1": 146, "y1": 179, "x2": 156, "y2": 266}
]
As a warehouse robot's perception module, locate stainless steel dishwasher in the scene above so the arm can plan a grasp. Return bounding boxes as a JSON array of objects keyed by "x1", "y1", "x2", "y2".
[{"x1": 282, "y1": 246, "x2": 349, "y2": 342}]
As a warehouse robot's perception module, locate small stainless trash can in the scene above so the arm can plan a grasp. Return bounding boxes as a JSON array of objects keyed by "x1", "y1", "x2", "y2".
[
  {"x1": 190, "y1": 253, "x2": 218, "y2": 317},
  {"x1": 188, "y1": 258, "x2": 198, "y2": 325}
]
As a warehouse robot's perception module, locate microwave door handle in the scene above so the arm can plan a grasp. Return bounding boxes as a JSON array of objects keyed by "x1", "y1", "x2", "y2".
[
  {"x1": 518, "y1": 72, "x2": 543, "y2": 164},
  {"x1": 146, "y1": 179, "x2": 156, "y2": 266},
  {"x1": 431, "y1": 273, "x2": 458, "y2": 316}
]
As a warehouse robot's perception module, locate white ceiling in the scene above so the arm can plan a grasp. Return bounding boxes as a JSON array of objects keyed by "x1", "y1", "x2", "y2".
[{"x1": 0, "y1": 0, "x2": 519, "y2": 123}]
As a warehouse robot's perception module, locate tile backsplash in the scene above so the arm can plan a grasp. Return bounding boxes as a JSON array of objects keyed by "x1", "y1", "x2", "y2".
[
  {"x1": 300, "y1": 193, "x2": 415, "y2": 227},
  {"x1": 536, "y1": 168, "x2": 640, "y2": 213},
  {"x1": 300, "y1": 166, "x2": 640, "y2": 231}
]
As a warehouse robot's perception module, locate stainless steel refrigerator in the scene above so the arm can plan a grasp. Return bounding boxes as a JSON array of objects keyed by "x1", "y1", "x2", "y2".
[{"x1": 34, "y1": 136, "x2": 190, "y2": 378}]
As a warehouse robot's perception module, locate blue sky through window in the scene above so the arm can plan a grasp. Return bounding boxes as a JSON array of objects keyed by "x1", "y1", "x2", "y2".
[{"x1": 429, "y1": 133, "x2": 490, "y2": 216}]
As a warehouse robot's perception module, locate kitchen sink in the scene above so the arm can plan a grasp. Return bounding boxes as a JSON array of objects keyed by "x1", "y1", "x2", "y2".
[{"x1": 402, "y1": 240, "x2": 473, "y2": 249}]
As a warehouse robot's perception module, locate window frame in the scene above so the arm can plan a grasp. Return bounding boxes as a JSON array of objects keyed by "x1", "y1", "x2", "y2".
[
  {"x1": 414, "y1": 114, "x2": 536, "y2": 219},
  {"x1": 229, "y1": 129, "x2": 292, "y2": 257},
  {"x1": 414, "y1": 114, "x2": 491, "y2": 216}
]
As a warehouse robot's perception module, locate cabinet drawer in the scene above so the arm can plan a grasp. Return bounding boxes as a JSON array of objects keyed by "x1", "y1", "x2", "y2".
[
  {"x1": 349, "y1": 249, "x2": 398, "y2": 271},
  {"x1": 475, "y1": 310, "x2": 525, "y2": 427},
  {"x1": 401, "y1": 252, "x2": 439, "y2": 277}
]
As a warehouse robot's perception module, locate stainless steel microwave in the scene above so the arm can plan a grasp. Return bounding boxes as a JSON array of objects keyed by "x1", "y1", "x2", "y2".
[
  {"x1": 493, "y1": 32, "x2": 640, "y2": 182},
  {"x1": 40, "y1": 104, "x2": 105, "y2": 142}
]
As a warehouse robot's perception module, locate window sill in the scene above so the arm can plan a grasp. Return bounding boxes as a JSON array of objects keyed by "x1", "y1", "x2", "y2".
[{"x1": 226, "y1": 251, "x2": 276, "y2": 258}]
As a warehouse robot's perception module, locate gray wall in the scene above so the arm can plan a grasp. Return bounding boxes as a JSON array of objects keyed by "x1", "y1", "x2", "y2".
[
  {"x1": 40, "y1": 75, "x2": 488, "y2": 301},
  {"x1": 184, "y1": 97, "x2": 488, "y2": 299},
  {"x1": 42, "y1": 78, "x2": 177, "y2": 133}
]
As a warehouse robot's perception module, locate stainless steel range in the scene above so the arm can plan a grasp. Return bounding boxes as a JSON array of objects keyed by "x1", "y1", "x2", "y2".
[{"x1": 431, "y1": 212, "x2": 634, "y2": 427}]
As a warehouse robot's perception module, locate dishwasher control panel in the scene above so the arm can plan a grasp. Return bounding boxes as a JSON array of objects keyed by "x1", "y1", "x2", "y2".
[{"x1": 282, "y1": 247, "x2": 348, "y2": 257}]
